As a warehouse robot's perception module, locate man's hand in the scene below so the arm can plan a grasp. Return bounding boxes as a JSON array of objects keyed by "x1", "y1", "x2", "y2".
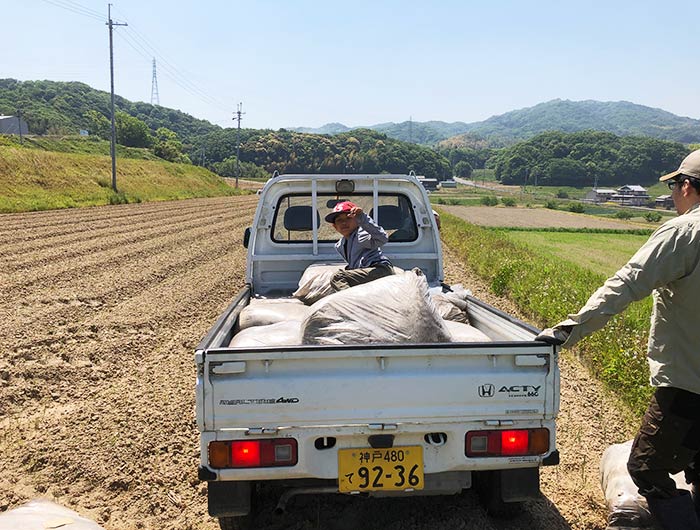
[{"x1": 535, "y1": 326, "x2": 572, "y2": 346}]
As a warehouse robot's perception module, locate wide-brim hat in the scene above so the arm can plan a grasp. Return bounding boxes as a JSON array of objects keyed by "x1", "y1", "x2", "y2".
[{"x1": 659, "y1": 149, "x2": 700, "y2": 182}]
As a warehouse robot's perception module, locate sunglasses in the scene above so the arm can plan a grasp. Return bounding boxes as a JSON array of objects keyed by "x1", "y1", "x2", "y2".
[{"x1": 667, "y1": 180, "x2": 681, "y2": 191}]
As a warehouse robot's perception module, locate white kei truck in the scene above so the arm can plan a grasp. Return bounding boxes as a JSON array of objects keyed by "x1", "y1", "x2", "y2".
[{"x1": 195, "y1": 174, "x2": 560, "y2": 529}]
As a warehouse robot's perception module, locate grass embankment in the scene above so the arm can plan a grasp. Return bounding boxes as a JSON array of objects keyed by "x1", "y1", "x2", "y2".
[
  {"x1": 0, "y1": 133, "x2": 159, "y2": 159},
  {"x1": 439, "y1": 210, "x2": 653, "y2": 414},
  {"x1": 0, "y1": 144, "x2": 246, "y2": 213}
]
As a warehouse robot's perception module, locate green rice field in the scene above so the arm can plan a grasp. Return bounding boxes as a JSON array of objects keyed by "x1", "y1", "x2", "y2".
[{"x1": 505, "y1": 231, "x2": 649, "y2": 276}]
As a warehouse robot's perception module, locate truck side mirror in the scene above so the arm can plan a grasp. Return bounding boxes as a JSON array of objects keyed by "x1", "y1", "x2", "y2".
[{"x1": 243, "y1": 227, "x2": 251, "y2": 248}]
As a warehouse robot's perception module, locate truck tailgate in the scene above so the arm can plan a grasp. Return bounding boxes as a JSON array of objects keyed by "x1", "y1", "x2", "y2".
[{"x1": 199, "y1": 343, "x2": 558, "y2": 430}]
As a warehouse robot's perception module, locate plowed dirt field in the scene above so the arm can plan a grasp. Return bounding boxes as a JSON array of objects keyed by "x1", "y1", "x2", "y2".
[
  {"x1": 439, "y1": 204, "x2": 649, "y2": 230},
  {"x1": 0, "y1": 196, "x2": 637, "y2": 529}
]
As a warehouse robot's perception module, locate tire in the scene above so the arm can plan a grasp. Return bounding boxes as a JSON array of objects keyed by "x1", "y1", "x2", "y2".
[
  {"x1": 473, "y1": 470, "x2": 524, "y2": 519},
  {"x1": 217, "y1": 514, "x2": 253, "y2": 530}
]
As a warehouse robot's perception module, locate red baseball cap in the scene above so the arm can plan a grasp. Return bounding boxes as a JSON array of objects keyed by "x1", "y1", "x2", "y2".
[{"x1": 324, "y1": 201, "x2": 357, "y2": 223}]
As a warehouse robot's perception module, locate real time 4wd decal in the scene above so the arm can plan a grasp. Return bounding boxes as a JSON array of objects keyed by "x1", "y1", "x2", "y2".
[
  {"x1": 219, "y1": 397, "x2": 300, "y2": 405},
  {"x1": 478, "y1": 384, "x2": 541, "y2": 398}
]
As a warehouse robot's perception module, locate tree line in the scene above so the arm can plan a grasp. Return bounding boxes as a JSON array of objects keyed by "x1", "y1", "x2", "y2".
[
  {"x1": 488, "y1": 131, "x2": 690, "y2": 186},
  {"x1": 0, "y1": 79, "x2": 693, "y2": 185}
]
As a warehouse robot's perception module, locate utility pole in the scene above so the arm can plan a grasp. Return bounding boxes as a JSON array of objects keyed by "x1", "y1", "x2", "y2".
[
  {"x1": 16, "y1": 108, "x2": 23, "y2": 144},
  {"x1": 233, "y1": 102, "x2": 245, "y2": 188},
  {"x1": 150, "y1": 58, "x2": 160, "y2": 106},
  {"x1": 107, "y1": 3, "x2": 127, "y2": 193}
]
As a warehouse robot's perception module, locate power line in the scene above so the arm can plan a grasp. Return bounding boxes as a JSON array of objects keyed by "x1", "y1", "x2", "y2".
[
  {"x1": 112, "y1": 6, "x2": 231, "y2": 111},
  {"x1": 38, "y1": 0, "x2": 104, "y2": 21},
  {"x1": 115, "y1": 29, "x2": 228, "y2": 112},
  {"x1": 115, "y1": 31, "x2": 226, "y2": 112}
]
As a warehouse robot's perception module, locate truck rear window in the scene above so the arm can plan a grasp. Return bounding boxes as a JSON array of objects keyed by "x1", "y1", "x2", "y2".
[{"x1": 272, "y1": 193, "x2": 418, "y2": 243}]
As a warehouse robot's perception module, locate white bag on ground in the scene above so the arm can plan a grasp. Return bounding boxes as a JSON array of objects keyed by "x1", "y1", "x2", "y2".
[
  {"x1": 0, "y1": 499, "x2": 105, "y2": 530},
  {"x1": 238, "y1": 298, "x2": 309, "y2": 330},
  {"x1": 443, "y1": 320, "x2": 490, "y2": 342},
  {"x1": 293, "y1": 264, "x2": 345, "y2": 305},
  {"x1": 301, "y1": 270, "x2": 451, "y2": 345},
  {"x1": 229, "y1": 321, "x2": 302, "y2": 348},
  {"x1": 600, "y1": 440, "x2": 691, "y2": 529}
]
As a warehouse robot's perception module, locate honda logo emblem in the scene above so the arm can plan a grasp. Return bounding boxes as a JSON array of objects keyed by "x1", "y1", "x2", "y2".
[{"x1": 478, "y1": 384, "x2": 495, "y2": 398}]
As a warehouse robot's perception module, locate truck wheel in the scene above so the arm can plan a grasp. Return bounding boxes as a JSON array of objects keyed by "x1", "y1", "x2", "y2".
[
  {"x1": 473, "y1": 470, "x2": 524, "y2": 519},
  {"x1": 217, "y1": 515, "x2": 253, "y2": 530}
]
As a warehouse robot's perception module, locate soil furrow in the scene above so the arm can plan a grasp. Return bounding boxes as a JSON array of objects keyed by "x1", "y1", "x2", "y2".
[
  {"x1": 0, "y1": 201, "x2": 256, "y2": 270},
  {"x1": 0, "y1": 208, "x2": 252, "y2": 295},
  {"x1": 0, "y1": 196, "x2": 255, "y2": 236},
  {"x1": 0, "y1": 197, "x2": 637, "y2": 530},
  {"x1": 0, "y1": 198, "x2": 255, "y2": 250}
]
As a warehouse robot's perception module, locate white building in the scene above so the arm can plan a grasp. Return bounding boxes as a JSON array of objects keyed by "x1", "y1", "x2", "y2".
[
  {"x1": 611, "y1": 185, "x2": 650, "y2": 206},
  {"x1": 584, "y1": 188, "x2": 616, "y2": 203},
  {"x1": 0, "y1": 115, "x2": 29, "y2": 135}
]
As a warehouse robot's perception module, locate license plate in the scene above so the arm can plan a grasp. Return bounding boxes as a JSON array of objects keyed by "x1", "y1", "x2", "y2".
[{"x1": 338, "y1": 446, "x2": 424, "y2": 493}]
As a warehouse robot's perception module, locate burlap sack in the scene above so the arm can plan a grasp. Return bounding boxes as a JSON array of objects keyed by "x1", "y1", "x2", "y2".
[
  {"x1": 238, "y1": 298, "x2": 309, "y2": 330},
  {"x1": 301, "y1": 270, "x2": 451, "y2": 345},
  {"x1": 443, "y1": 320, "x2": 490, "y2": 342},
  {"x1": 0, "y1": 499, "x2": 105, "y2": 530},
  {"x1": 293, "y1": 264, "x2": 345, "y2": 305},
  {"x1": 600, "y1": 440, "x2": 691, "y2": 528},
  {"x1": 229, "y1": 321, "x2": 302, "y2": 348}
]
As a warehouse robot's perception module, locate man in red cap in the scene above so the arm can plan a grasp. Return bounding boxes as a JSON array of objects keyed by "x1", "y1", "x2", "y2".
[
  {"x1": 537, "y1": 149, "x2": 700, "y2": 530},
  {"x1": 324, "y1": 201, "x2": 394, "y2": 291}
]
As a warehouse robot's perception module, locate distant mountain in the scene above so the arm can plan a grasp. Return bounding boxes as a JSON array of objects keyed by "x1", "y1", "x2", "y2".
[
  {"x1": 291, "y1": 122, "x2": 351, "y2": 135},
  {"x1": 293, "y1": 99, "x2": 700, "y2": 146}
]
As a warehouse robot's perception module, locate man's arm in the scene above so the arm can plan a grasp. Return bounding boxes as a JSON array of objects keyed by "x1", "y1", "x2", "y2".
[{"x1": 539, "y1": 224, "x2": 686, "y2": 347}]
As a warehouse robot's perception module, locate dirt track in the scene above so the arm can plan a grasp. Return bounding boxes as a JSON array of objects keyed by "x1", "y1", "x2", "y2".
[{"x1": 0, "y1": 196, "x2": 637, "y2": 529}]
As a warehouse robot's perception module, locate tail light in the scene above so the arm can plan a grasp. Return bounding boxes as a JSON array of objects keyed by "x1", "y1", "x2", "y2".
[
  {"x1": 465, "y1": 428, "x2": 549, "y2": 457},
  {"x1": 208, "y1": 438, "x2": 298, "y2": 468}
]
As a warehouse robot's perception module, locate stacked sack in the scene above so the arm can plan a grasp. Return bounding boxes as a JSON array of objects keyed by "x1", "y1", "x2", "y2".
[{"x1": 230, "y1": 266, "x2": 490, "y2": 347}]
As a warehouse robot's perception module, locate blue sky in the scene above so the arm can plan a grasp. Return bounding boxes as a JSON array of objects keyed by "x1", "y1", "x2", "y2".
[{"x1": 5, "y1": 0, "x2": 699, "y2": 130}]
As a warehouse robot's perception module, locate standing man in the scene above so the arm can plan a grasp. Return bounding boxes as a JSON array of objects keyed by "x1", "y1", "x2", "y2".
[
  {"x1": 537, "y1": 149, "x2": 700, "y2": 530},
  {"x1": 324, "y1": 201, "x2": 394, "y2": 291}
]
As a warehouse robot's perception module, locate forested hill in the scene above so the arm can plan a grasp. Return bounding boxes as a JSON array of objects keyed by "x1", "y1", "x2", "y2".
[
  {"x1": 0, "y1": 79, "x2": 219, "y2": 141},
  {"x1": 0, "y1": 79, "x2": 452, "y2": 179},
  {"x1": 294, "y1": 99, "x2": 700, "y2": 146}
]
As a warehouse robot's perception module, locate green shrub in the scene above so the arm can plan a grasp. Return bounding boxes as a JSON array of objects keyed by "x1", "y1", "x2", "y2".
[
  {"x1": 556, "y1": 189, "x2": 569, "y2": 199},
  {"x1": 480, "y1": 195, "x2": 499, "y2": 206},
  {"x1": 501, "y1": 197, "x2": 516, "y2": 207},
  {"x1": 544, "y1": 200, "x2": 558, "y2": 210},
  {"x1": 615, "y1": 210, "x2": 633, "y2": 220},
  {"x1": 644, "y1": 211, "x2": 662, "y2": 223},
  {"x1": 438, "y1": 210, "x2": 653, "y2": 414},
  {"x1": 568, "y1": 202, "x2": 586, "y2": 213}
]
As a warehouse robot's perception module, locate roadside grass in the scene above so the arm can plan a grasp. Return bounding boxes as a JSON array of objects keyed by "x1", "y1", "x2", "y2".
[
  {"x1": 0, "y1": 146, "x2": 248, "y2": 213},
  {"x1": 439, "y1": 209, "x2": 653, "y2": 414},
  {"x1": 0, "y1": 133, "x2": 159, "y2": 160}
]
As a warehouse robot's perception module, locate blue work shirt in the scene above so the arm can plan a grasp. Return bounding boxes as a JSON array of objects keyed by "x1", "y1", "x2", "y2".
[{"x1": 334, "y1": 213, "x2": 391, "y2": 269}]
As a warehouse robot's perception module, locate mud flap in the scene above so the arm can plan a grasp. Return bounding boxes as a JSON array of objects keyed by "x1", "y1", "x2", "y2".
[
  {"x1": 208, "y1": 481, "x2": 252, "y2": 517},
  {"x1": 500, "y1": 468, "x2": 540, "y2": 502}
]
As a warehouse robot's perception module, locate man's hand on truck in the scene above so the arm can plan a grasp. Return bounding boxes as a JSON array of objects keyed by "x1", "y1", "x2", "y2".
[{"x1": 535, "y1": 325, "x2": 573, "y2": 346}]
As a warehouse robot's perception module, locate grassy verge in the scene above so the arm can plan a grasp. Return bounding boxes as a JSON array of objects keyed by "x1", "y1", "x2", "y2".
[
  {"x1": 0, "y1": 146, "x2": 249, "y2": 213},
  {"x1": 0, "y1": 133, "x2": 159, "y2": 159},
  {"x1": 439, "y1": 209, "x2": 653, "y2": 414}
]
